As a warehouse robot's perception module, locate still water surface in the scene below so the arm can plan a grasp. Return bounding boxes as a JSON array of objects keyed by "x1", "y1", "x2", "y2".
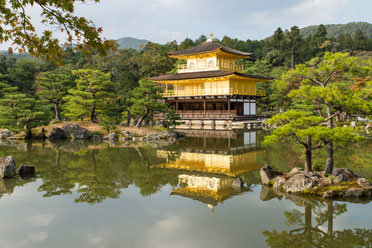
[{"x1": 0, "y1": 130, "x2": 371, "y2": 248}]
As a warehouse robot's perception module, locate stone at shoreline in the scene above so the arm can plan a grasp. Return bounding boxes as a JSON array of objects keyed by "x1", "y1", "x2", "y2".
[
  {"x1": 70, "y1": 127, "x2": 89, "y2": 140},
  {"x1": 17, "y1": 165, "x2": 35, "y2": 176},
  {"x1": 283, "y1": 173, "x2": 318, "y2": 193},
  {"x1": 232, "y1": 178, "x2": 243, "y2": 192},
  {"x1": 122, "y1": 131, "x2": 131, "y2": 139},
  {"x1": 92, "y1": 134, "x2": 101, "y2": 142},
  {"x1": 47, "y1": 127, "x2": 66, "y2": 140},
  {"x1": 0, "y1": 130, "x2": 13, "y2": 139},
  {"x1": 332, "y1": 168, "x2": 358, "y2": 181},
  {"x1": 160, "y1": 131, "x2": 178, "y2": 139},
  {"x1": 260, "y1": 164, "x2": 282, "y2": 185},
  {"x1": 0, "y1": 156, "x2": 16, "y2": 179},
  {"x1": 273, "y1": 176, "x2": 287, "y2": 190},
  {"x1": 343, "y1": 188, "x2": 372, "y2": 198},
  {"x1": 61, "y1": 123, "x2": 80, "y2": 135},
  {"x1": 109, "y1": 133, "x2": 118, "y2": 141},
  {"x1": 146, "y1": 133, "x2": 161, "y2": 141},
  {"x1": 357, "y1": 178, "x2": 372, "y2": 187}
]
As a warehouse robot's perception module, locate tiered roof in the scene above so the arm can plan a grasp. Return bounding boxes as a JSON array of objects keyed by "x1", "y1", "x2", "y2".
[
  {"x1": 169, "y1": 41, "x2": 252, "y2": 58},
  {"x1": 150, "y1": 70, "x2": 273, "y2": 82}
]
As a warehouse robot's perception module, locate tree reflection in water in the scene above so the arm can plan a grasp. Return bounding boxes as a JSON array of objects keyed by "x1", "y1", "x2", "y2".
[{"x1": 261, "y1": 186, "x2": 372, "y2": 247}]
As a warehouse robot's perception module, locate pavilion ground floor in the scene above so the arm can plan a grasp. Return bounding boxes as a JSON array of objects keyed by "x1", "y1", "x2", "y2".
[{"x1": 156, "y1": 96, "x2": 264, "y2": 130}]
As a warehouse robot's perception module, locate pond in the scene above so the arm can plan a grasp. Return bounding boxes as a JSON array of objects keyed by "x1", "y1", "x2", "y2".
[{"x1": 0, "y1": 130, "x2": 371, "y2": 248}]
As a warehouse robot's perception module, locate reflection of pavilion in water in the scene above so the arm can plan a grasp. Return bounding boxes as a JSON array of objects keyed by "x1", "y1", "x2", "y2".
[{"x1": 156, "y1": 130, "x2": 262, "y2": 211}]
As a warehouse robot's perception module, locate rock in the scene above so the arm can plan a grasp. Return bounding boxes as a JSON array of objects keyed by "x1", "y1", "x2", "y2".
[
  {"x1": 322, "y1": 190, "x2": 336, "y2": 198},
  {"x1": 102, "y1": 136, "x2": 109, "y2": 140},
  {"x1": 47, "y1": 127, "x2": 66, "y2": 140},
  {"x1": 332, "y1": 168, "x2": 358, "y2": 181},
  {"x1": 109, "y1": 132, "x2": 118, "y2": 141},
  {"x1": 351, "y1": 121, "x2": 356, "y2": 128},
  {"x1": 70, "y1": 128, "x2": 89, "y2": 140},
  {"x1": 319, "y1": 177, "x2": 333, "y2": 187},
  {"x1": 17, "y1": 165, "x2": 35, "y2": 176},
  {"x1": 92, "y1": 134, "x2": 101, "y2": 142},
  {"x1": 333, "y1": 173, "x2": 349, "y2": 184},
  {"x1": 273, "y1": 176, "x2": 287, "y2": 190},
  {"x1": 343, "y1": 188, "x2": 369, "y2": 198},
  {"x1": 0, "y1": 156, "x2": 16, "y2": 179},
  {"x1": 260, "y1": 164, "x2": 280, "y2": 185},
  {"x1": 357, "y1": 178, "x2": 371, "y2": 187},
  {"x1": 61, "y1": 122, "x2": 80, "y2": 135},
  {"x1": 160, "y1": 131, "x2": 178, "y2": 139},
  {"x1": 146, "y1": 132, "x2": 161, "y2": 141},
  {"x1": 0, "y1": 130, "x2": 13, "y2": 139},
  {"x1": 288, "y1": 167, "x2": 303, "y2": 175},
  {"x1": 283, "y1": 173, "x2": 318, "y2": 193},
  {"x1": 122, "y1": 130, "x2": 131, "y2": 138},
  {"x1": 232, "y1": 178, "x2": 243, "y2": 192}
]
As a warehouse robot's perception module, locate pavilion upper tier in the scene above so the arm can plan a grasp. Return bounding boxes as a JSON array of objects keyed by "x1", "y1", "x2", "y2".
[{"x1": 169, "y1": 39, "x2": 253, "y2": 73}]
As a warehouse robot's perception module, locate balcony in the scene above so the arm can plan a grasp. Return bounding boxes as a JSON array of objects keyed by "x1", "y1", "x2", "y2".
[
  {"x1": 162, "y1": 88, "x2": 265, "y2": 97},
  {"x1": 178, "y1": 60, "x2": 244, "y2": 73}
]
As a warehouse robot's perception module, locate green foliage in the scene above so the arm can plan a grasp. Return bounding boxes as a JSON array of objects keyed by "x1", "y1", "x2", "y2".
[
  {"x1": 163, "y1": 108, "x2": 183, "y2": 129},
  {"x1": 0, "y1": 83, "x2": 51, "y2": 132},
  {"x1": 0, "y1": 0, "x2": 113, "y2": 60},
  {"x1": 8, "y1": 59, "x2": 40, "y2": 94},
  {"x1": 35, "y1": 66, "x2": 75, "y2": 120},
  {"x1": 130, "y1": 79, "x2": 165, "y2": 128},
  {"x1": 63, "y1": 69, "x2": 115, "y2": 123}
]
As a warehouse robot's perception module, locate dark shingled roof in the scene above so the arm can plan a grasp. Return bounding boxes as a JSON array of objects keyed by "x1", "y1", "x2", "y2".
[
  {"x1": 150, "y1": 70, "x2": 273, "y2": 81},
  {"x1": 169, "y1": 41, "x2": 252, "y2": 57}
]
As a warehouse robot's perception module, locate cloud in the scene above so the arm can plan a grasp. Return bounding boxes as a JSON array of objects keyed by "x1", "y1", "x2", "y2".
[{"x1": 0, "y1": 0, "x2": 371, "y2": 49}]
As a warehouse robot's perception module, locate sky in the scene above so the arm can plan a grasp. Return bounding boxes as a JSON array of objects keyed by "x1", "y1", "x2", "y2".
[{"x1": 1, "y1": 0, "x2": 372, "y2": 49}]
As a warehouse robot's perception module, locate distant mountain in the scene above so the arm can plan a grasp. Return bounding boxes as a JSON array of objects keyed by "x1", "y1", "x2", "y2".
[
  {"x1": 116, "y1": 37, "x2": 150, "y2": 50},
  {"x1": 300, "y1": 22, "x2": 372, "y2": 38},
  {"x1": 0, "y1": 51, "x2": 33, "y2": 60}
]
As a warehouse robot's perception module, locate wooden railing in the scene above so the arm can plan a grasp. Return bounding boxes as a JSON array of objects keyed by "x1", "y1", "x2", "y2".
[
  {"x1": 162, "y1": 88, "x2": 265, "y2": 97},
  {"x1": 177, "y1": 60, "x2": 244, "y2": 73}
]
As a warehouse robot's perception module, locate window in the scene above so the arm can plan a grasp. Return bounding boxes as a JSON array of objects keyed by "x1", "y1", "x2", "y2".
[
  {"x1": 189, "y1": 62, "x2": 195, "y2": 69},
  {"x1": 208, "y1": 60, "x2": 214, "y2": 68}
]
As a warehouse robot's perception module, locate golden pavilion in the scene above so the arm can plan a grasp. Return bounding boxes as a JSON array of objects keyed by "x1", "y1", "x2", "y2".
[{"x1": 150, "y1": 34, "x2": 273, "y2": 129}]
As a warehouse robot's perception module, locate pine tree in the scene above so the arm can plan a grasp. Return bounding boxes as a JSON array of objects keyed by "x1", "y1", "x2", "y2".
[
  {"x1": 63, "y1": 69, "x2": 115, "y2": 123},
  {"x1": 0, "y1": 83, "x2": 50, "y2": 134},
  {"x1": 35, "y1": 66, "x2": 75, "y2": 121},
  {"x1": 130, "y1": 79, "x2": 165, "y2": 128}
]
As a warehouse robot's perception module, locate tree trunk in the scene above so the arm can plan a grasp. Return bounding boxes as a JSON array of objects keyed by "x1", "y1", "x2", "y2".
[
  {"x1": 54, "y1": 103, "x2": 61, "y2": 121},
  {"x1": 325, "y1": 107, "x2": 334, "y2": 174},
  {"x1": 126, "y1": 110, "x2": 131, "y2": 126},
  {"x1": 90, "y1": 104, "x2": 96, "y2": 123},
  {"x1": 304, "y1": 137, "x2": 312, "y2": 173},
  {"x1": 291, "y1": 46, "x2": 294, "y2": 69},
  {"x1": 136, "y1": 107, "x2": 149, "y2": 128}
]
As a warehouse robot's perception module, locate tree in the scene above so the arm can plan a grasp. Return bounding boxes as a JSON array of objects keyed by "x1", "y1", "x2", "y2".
[
  {"x1": 284, "y1": 52, "x2": 372, "y2": 173},
  {"x1": 35, "y1": 66, "x2": 75, "y2": 121},
  {"x1": 286, "y1": 26, "x2": 303, "y2": 69},
  {"x1": 264, "y1": 111, "x2": 334, "y2": 172},
  {"x1": 63, "y1": 69, "x2": 115, "y2": 123},
  {"x1": 130, "y1": 79, "x2": 165, "y2": 128},
  {"x1": 354, "y1": 29, "x2": 368, "y2": 51},
  {"x1": 0, "y1": 0, "x2": 113, "y2": 60},
  {"x1": 163, "y1": 108, "x2": 182, "y2": 129},
  {"x1": 0, "y1": 84, "x2": 50, "y2": 134},
  {"x1": 8, "y1": 59, "x2": 40, "y2": 94}
]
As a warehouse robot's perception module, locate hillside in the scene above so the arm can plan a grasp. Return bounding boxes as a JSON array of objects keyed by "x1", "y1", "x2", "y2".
[
  {"x1": 116, "y1": 37, "x2": 150, "y2": 50},
  {"x1": 300, "y1": 22, "x2": 372, "y2": 38}
]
